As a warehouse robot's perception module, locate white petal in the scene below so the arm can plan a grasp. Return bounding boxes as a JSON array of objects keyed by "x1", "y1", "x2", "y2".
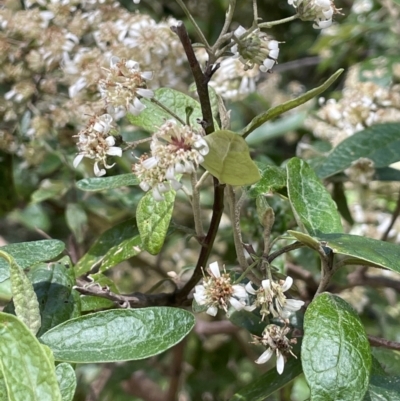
[
  {"x1": 137, "y1": 88, "x2": 154, "y2": 99},
  {"x1": 94, "y1": 162, "x2": 106, "y2": 177},
  {"x1": 157, "y1": 182, "x2": 171, "y2": 193},
  {"x1": 262, "y1": 58, "x2": 275, "y2": 71},
  {"x1": 285, "y1": 298, "x2": 305, "y2": 311},
  {"x1": 234, "y1": 25, "x2": 246, "y2": 38},
  {"x1": 244, "y1": 304, "x2": 257, "y2": 312},
  {"x1": 281, "y1": 276, "x2": 293, "y2": 292},
  {"x1": 174, "y1": 162, "x2": 185, "y2": 174},
  {"x1": 73, "y1": 154, "x2": 84, "y2": 168},
  {"x1": 232, "y1": 284, "x2": 247, "y2": 298},
  {"x1": 208, "y1": 262, "x2": 221, "y2": 278},
  {"x1": 170, "y1": 179, "x2": 183, "y2": 191},
  {"x1": 230, "y1": 297, "x2": 245, "y2": 311},
  {"x1": 255, "y1": 348, "x2": 273, "y2": 364},
  {"x1": 142, "y1": 156, "x2": 158, "y2": 169},
  {"x1": 139, "y1": 181, "x2": 150, "y2": 192},
  {"x1": 245, "y1": 281, "x2": 257, "y2": 295},
  {"x1": 206, "y1": 305, "x2": 218, "y2": 316},
  {"x1": 129, "y1": 97, "x2": 146, "y2": 115},
  {"x1": 268, "y1": 40, "x2": 279, "y2": 50},
  {"x1": 141, "y1": 71, "x2": 153, "y2": 80},
  {"x1": 152, "y1": 187, "x2": 164, "y2": 201},
  {"x1": 165, "y1": 166, "x2": 176, "y2": 180},
  {"x1": 261, "y1": 279, "x2": 271, "y2": 290},
  {"x1": 125, "y1": 59, "x2": 139, "y2": 70},
  {"x1": 276, "y1": 352, "x2": 285, "y2": 374},
  {"x1": 107, "y1": 146, "x2": 122, "y2": 157},
  {"x1": 105, "y1": 136, "x2": 116, "y2": 146},
  {"x1": 269, "y1": 48, "x2": 279, "y2": 59},
  {"x1": 110, "y1": 56, "x2": 120, "y2": 69}
]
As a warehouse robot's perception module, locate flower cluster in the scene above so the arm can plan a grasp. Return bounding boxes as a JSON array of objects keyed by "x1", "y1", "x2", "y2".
[
  {"x1": 253, "y1": 324, "x2": 298, "y2": 374},
  {"x1": 193, "y1": 262, "x2": 250, "y2": 316},
  {"x1": 99, "y1": 57, "x2": 154, "y2": 118},
  {"x1": 73, "y1": 113, "x2": 122, "y2": 176},
  {"x1": 132, "y1": 120, "x2": 209, "y2": 201},
  {"x1": 230, "y1": 26, "x2": 280, "y2": 72},
  {"x1": 194, "y1": 262, "x2": 304, "y2": 374},
  {"x1": 246, "y1": 276, "x2": 305, "y2": 321},
  {"x1": 288, "y1": 0, "x2": 340, "y2": 29}
]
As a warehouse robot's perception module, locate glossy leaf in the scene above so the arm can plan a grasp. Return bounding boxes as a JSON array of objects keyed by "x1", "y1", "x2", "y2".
[
  {"x1": 1, "y1": 251, "x2": 41, "y2": 335},
  {"x1": 80, "y1": 295, "x2": 115, "y2": 312},
  {"x1": 248, "y1": 165, "x2": 287, "y2": 198},
  {"x1": 240, "y1": 69, "x2": 343, "y2": 138},
  {"x1": 316, "y1": 123, "x2": 400, "y2": 178},
  {"x1": 302, "y1": 293, "x2": 371, "y2": 401},
  {"x1": 28, "y1": 257, "x2": 79, "y2": 336},
  {"x1": 0, "y1": 240, "x2": 65, "y2": 283},
  {"x1": 0, "y1": 312, "x2": 62, "y2": 401},
  {"x1": 364, "y1": 376, "x2": 400, "y2": 401},
  {"x1": 55, "y1": 363, "x2": 76, "y2": 401},
  {"x1": 231, "y1": 350, "x2": 303, "y2": 401},
  {"x1": 127, "y1": 88, "x2": 207, "y2": 132},
  {"x1": 40, "y1": 308, "x2": 195, "y2": 363},
  {"x1": 75, "y1": 218, "x2": 141, "y2": 276},
  {"x1": 65, "y1": 203, "x2": 87, "y2": 244},
  {"x1": 202, "y1": 130, "x2": 261, "y2": 185},
  {"x1": 317, "y1": 233, "x2": 400, "y2": 273},
  {"x1": 287, "y1": 158, "x2": 343, "y2": 235},
  {"x1": 137, "y1": 191, "x2": 175, "y2": 255},
  {"x1": 76, "y1": 174, "x2": 139, "y2": 192}
]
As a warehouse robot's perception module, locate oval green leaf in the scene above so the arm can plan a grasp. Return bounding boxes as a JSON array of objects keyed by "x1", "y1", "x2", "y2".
[
  {"x1": 317, "y1": 233, "x2": 400, "y2": 273},
  {"x1": 1, "y1": 251, "x2": 41, "y2": 335},
  {"x1": 302, "y1": 293, "x2": 371, "y2": 401},
  {"x1": 202, "y1": 130, "x2": 261, "y2": 185},
  {"x1": 55, "y1": 363, "x2": 76, "y2": 401},
  {"x1": 240, "y1": 69, "x2": 343, "y2": 138},
  {"x1": 248, "y1": 165, "x2": 287, "y2": 198},
  {"x1": 287, "y1": 158, "x2": 343, "y2": 235},
  {"x1": 127, "y1": 88, "x2": 210, "y2": 132},
  {"x1": 0, "y1": 240, "x2": 65, "y2": 283},
  {"x1": 40, "y1": 308, "x2": 195, "y2": 363},
  {"x1": 76, "y1": 174, "x2": 139, "y2": 192},
  {"x1": 137, "y1": 191, "x2": 175, "y2": 255},
  {"x1": 75, "y1": 218, "x2": 142, "y2": 276},
  {"x1": 364, "y1": 375, "x2": 400, "y2": 401},
  {"x1": 316, "y1": 123, "x2": 400, "y2": 178},
  {"x1": 0, "y1": 312, "x2": 62, "y2": 401}
]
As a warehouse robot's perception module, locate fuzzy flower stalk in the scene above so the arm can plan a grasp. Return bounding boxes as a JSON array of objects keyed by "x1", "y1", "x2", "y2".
[
  {"x1": 132, "y1": 119, "x2": 209, "y2": 201},
  {"x1": 253, "y1": 324, "x2": 298, "y2": 374},
  {"x1": 230, "y1": 26, "x2": 280, "y2": 72},
  {"x1": 246, "y1": 276, "x2": 304, "y2": 320},
  {"x1": 288, "y1": 0, "x2": 341, "y2": 29},
  {"x1": 193, "y1": 262, "x2": 250, "y2": 316},
  {"x1": 73, "y1": 114, "x2": 122, "y2": 176}
]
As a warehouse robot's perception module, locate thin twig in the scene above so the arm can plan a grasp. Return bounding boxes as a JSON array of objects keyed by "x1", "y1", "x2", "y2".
[
  {"x1": 381, "y1": 189, "x2": 400, "y2": 241},
  {"x1": 258, "y1": 14, "x2": 299, "y2": 28},
  {"x1": 191, "y1": 172, "x2": 205, "y2": 239},
  {"x1": 211, "y1": 0, "x2": 236, "y2": 58},
  {"x1": 267, "y1": 242, "x2": 304, "y2": 263},
  {"x1": 368, "y1": 335, "x2": 400, "y2": 351},
  {"x1": 166, "y1": 339, "x2": 186, "y2": 401}
]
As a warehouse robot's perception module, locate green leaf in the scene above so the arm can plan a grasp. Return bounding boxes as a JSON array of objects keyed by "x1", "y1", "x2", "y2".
[
  {"x1": 31, "y1": 180, "x2": 68, "y2": 203},
  {"x1": 0, "y1": 371, "x2": 6, "y2": 401},
  {"x1": 0, "y1": 240, "x2": 65, "y2": 283},
  {"x1": 0, "y1": 312, "x2": 62, "y2": 401},
  {"x1": 55, "y1": 363, "x2": 76, "y2": 401},
  {"x1": 240, "y1": 69, "x2": 343, "y2": 138},
  {"x1": 374, "y1": 167, "x2": 400, "y2": 181},
  {"x1": 75, "y1": 218, "x2": 141, "y2": 276},
  {"x1": 364, "y1": 375, "x2": 400, "y2": 401},
  {"x1": 302, "y1": 293, "x2": 371, "y2": 401},
  {"x1": 248, "y1": 165, "x2": 287, "y2": 198},
  {"x1": 0, "y1": 251, "x2": 41, "y2": 335},
  {"x1": 40, "y1": 308, "x2": 195, "y2": 363},
  {"x1": 231, "y1": 351, "x2": 303, "y2": 401},
  {"x1": 27, "y1": 257, "x2": 79, "y2": 336},
  {"x1": 202, "y1": 130, "x2": 261, "y2": 185},
  {"x1": 127, "y1": 88, "x2": 209, "y2": 132},
  {"x1": 76, "y1": 174, "x2": 139, "y2": 192},
  {"x1": 287, "y1": 158, "x2": 343, "y2": 235},
  {"x1": 137, "y1": 191, "x2": 175, "y2": 255},
  {"x1": 316, "y1": 123, "x2": 400, "y2": 178},
  {"x1": 317, "y1": 233, "x2": 400, "y2": 273},
  {"x1": 65, "y1": 203, "x2": 87, "y2": 244},
  {"x1": 229, "y1": 309, "x2": 266, "y2": 337},
  {"x1": 80, "y1": 295, "x2": 115, "y2": 312}
]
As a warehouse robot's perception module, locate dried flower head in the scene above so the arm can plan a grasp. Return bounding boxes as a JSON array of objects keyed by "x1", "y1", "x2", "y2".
[
  {"x1": 345, "y1": 157, "x2": 375, "y2": 185},
  {"x1": 253, "y1": 324, "x2": 298, "y2": 374},
  {"x1": 246, "y1": 276, "x2": 304, "y2": 320},
  {"x1": 193, "y1": 262, "x2": 249, "y2": 316},
  {"x1": 99, "y1": 56, "x2": 154, "y2": 118},
  {"x1": 230, "y1": 26, "x2": 280, "y2": 72},
  {"x1": 289, "y1": 0, "x2": 341, "y2": 29},
  {"x1": 73, "y1": 113, "x2": 122, "y2": 176},
  {"x1": 132, "y1": 120, "x2": 209, "y2": 201}
]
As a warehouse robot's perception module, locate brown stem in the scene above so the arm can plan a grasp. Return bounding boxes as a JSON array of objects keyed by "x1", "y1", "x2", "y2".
[
  {"x1": 166, "y1": 339, "x2": 186, "y2": 401},
  {"x1": 122, "y1": 371, "x2": 165, "y2": 401},
  {"x1": 368, "y1": 335, "x2": 400, "y2": 351},
  {"x1": 381, "y1": 189, "x2": 400, "y2": 241},
  {"x1": 267, "y1": 242, "x2": 304, "y2": 263}
]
